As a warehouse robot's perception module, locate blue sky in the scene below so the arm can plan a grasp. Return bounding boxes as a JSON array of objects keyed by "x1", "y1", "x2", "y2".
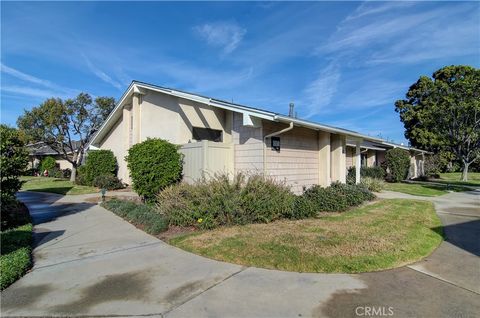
[{"x1": 1, "y1": 1, "x2": 479, "y2": 144}]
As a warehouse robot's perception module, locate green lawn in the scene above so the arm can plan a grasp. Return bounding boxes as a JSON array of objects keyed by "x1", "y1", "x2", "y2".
[
  {"x1": 383, "y1": 181, "x2": 471, "y2": 197},
  {"x1": 434, "y1": 172, "x2": 480, "y2": 187},
  {"x1": 21, "y1": 176, "x2": 98, "y2": 195},
  {"x1": 383, "y1": 182, "x2": 448, "y2": 196},
  {"x1": 170, "y1": 199, "x2": 443, "y2": 273},
  {"x1": 1, "y1": 223, "x2": 33, "y2": 290}
]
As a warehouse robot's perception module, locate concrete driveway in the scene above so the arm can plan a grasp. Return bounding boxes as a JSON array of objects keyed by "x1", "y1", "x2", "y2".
[{"x1": 1, "y1": 190, "x2": 479, "y2": 317}]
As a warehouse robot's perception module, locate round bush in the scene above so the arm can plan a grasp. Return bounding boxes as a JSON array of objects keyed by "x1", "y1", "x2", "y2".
[
  {"x1": 126, "y1": 138, "x2": 182, "y2": 200},
  {"x1": 385, "y1": 148, "x2": 411, "y2": 182},
  {"x1": 40, "y1": 156, "x2": 56, "y2": 174},
  {"x1": 81, "y1": 150, "x2": 118, "y2": 185}
]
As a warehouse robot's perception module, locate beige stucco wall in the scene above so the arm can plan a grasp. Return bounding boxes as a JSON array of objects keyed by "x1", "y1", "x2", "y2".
[
  {"x1": 98, "y1": 116, "x2": 130, "y2": 183},
  {"x1": 56, "y1": 159, "x2": 73, "y2": 170},
  {"x1": 232, "y1": 112, "x2": 264, "y2": 174},
  {"x1": 140, "y1": 93, "x2": 232, "y2": 145},
  {"x1": 263, "y1": 122, "x2": 319, "y2": 194}
]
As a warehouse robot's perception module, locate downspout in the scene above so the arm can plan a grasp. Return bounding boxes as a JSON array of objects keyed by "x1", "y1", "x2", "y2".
[{"x1": 263, "y1": 122, "x2": 294, "y2": 175}]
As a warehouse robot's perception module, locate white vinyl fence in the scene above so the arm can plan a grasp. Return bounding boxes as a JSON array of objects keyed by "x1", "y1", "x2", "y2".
[{"x1": 179, "y1": 141, "x2": 234, "y2": 183}]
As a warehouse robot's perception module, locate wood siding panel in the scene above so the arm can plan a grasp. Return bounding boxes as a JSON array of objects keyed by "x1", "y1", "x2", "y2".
[
  {"x1": 232, "y1": 112, "x2": 264, "y2": 174},
  {"x1": 264, "y1": 122, "x2": 319, "y2": 194}
]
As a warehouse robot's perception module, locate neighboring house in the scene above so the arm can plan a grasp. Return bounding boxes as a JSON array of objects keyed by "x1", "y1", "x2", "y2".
[
  {"x1": 27, "y1": 141, "x2": 81, "y2": 171},
  {"x1": 345, "y1": 139, "x2": 428, "y2": 179},
  {"x1": 89, "y1": 81, "x2": 428, "y2": 194}
]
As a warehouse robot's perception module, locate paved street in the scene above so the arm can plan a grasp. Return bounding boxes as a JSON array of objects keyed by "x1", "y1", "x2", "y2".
[{"x1": 1, "y1": 190, "x2": 479, "y2": 317}]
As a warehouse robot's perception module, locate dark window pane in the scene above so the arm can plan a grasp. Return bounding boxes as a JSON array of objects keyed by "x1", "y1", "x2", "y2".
[{"x1": 192, "y1": 127, "x2": 222, "y2": 142}]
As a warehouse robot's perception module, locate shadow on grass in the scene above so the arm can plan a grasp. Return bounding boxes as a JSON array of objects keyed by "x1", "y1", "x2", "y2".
[
  {"x1": 27, "y1": 187, "x2": 74, "y2": 195},
  {"x1": 1, "y1": 229, "x2": 32, "y2": 255}
]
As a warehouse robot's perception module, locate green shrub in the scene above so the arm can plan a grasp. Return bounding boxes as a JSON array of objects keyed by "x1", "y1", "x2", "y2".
[
  {"x1": 126, "y1": 138, "x2": 182, "y2": 201},
  {"x1": 0, "y1": 223, "x2": 32, "y2": 290},
  {"x1": 93, "y1": 175, "x2": 124, "y2": 190},
  {"x1": 157, "y1": 174, "x2": 245, "y2": 230},
  {"x1": 75, "y1": 165, "x2": 88, "y2": 185},
  {"x1": 303, "y1": 182, "x2": 375, "y2": 213},
  {"x1": 157, "y1": 173, "x2": 294, "y2": 229},
  {"x1": 288, "y1": 195, "x2": 318, "y2": 219},
  {"x1": 156, "y1": 182, "x2": 200, "y2": 227},
  {"x1": 241, "y1": 175, "x2": 294, "y2": 223},
  {"x1": 102, "y1": 199, "x2": 168, "y2": 234},
  {"x1": 1, "y1": 125, "x2": 29, "y2": 230},
  {"x1": 1, "y1": 200, "x2": 31, "y2": 231},
  {"x1": 360, "y1": 177, "x2": 385, "y2": 192},
  {"x1": 81, "y1": 150, "x2": 118, "y2": 185},
  {"x1": 347, "y1": 166, "x2": 386, "y2": 184},
  {"x1": 303, "y1": 185, "x2": 348, "y2": 212},
  {"x1": 384, "y1": 148, "x2": 411, "y2": 182},
  {"x1": 40, "y1": 156, "x2": 56, "y2": 174}
]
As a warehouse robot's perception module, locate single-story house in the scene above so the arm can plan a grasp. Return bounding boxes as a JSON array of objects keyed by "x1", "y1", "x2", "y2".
[
  {"x1": 345, "y1": 139, "x2": 427, "y2": 179},
  {"x1": 89, "y1": 81, "x2": 428, "y2": 194},
  {"x1": 27, "y1": 141, "x2": 80, "y2": 171}
]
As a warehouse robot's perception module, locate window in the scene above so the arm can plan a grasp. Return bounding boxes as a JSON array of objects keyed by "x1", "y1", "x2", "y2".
[{"x1": 192, "y1": 127, "x2": 222, "y2": 142}]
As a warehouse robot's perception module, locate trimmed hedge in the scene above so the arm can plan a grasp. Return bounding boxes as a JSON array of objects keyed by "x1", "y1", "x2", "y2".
[
  {"x1": 0, "y1": 223, "x2": 32, "y2": 290},
  {"x1": 102, "y1": 199, "x2": 168, "y2": 234},
  {"x1": 126, "y1": 138, "x2": 182, "y2": 201},
  {"x1": 385, "y1": 148, "x2": 411, "y2": 182}
]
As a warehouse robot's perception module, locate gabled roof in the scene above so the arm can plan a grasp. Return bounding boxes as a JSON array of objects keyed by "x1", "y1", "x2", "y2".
[
  {"x1": 27, "y1": 141, "x2": 81, "y2": 156},
  {"x1": 90, "y1": 80, "x2": 427, "y2": 153}
]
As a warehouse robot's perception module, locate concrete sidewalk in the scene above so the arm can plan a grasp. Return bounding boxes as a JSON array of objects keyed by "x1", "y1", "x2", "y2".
[{"x1": 1, "y1": 190, "x2": 479, "y2": 317}]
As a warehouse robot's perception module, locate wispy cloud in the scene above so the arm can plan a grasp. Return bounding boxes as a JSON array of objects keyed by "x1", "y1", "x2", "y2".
[
  {"x1": 301, "y1": 62, "x2": 341, "y2": 118},
  {"x1": 344, "y1": 1, "x2": 417, "y2": 21},
  {"x1": 1, "y1": 85, "x2": 61, "y2": 99},
  {"x1": 1, "y1": 63, "x2": 55, "y2": 88},
  {"x1": 193, "y1": 21, "x2": 246, "y2": 54},
  {"x1": 82, "y1": 54, "x2": 123, "y2": 90},
  {"x1": 319, "y1": 2, "x2": 478, "y2": 63},
  {"x1": 1, "y1": 63, "x2": 78, "y2": 98}
]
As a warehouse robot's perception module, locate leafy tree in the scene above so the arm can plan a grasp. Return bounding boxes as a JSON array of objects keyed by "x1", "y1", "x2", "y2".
[
  {"x1": 395, "y1": 65, "x2": 480, "y2": 181},
  {"x1": 0, "y1": 125, "x2": 29, "y2": 203},
  {"x1": 17, "y1": 94, "x2": 115, "y2": 181}
]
